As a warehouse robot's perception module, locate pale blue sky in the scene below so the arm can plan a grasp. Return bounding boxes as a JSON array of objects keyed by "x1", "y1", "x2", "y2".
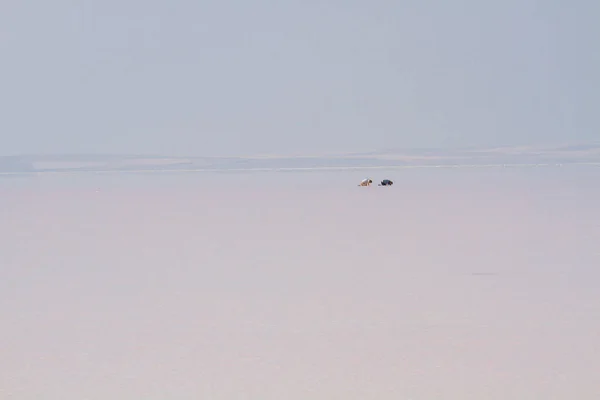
[{"x1": 1, "y1": 0, "x2": 598, "y2": 157}]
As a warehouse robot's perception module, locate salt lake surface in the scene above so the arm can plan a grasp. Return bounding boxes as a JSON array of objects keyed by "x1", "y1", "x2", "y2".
[{"x1": 1, "y1": 166, "x2": 599, "y2": 399}]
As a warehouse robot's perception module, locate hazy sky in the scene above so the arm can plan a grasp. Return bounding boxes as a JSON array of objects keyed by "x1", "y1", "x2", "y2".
[{"x1": 1, "y1": 0, "x2": 598, "y2": 156}]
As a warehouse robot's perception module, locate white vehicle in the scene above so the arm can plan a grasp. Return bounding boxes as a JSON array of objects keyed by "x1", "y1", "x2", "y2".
[{"x1": 358, "y1": 178, "x2": 373, "y2": 186}]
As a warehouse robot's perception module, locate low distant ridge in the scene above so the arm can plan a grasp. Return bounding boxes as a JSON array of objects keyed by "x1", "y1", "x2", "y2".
[{"x1": 2, "y1": 143, "x2": 599, "y2": 174}]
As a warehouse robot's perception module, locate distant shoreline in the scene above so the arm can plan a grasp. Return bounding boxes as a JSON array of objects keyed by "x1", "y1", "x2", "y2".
[
  {"x1": 1, "y1": 161, "x2": 598, "y2": 177},
  {"x1": 2, "y1": 143, "x2": 599, "y2": 174}
]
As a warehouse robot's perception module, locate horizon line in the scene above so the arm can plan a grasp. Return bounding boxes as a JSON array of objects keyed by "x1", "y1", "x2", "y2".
[{"x1": 2, "y1": 140, "x2": 600, "y2": 160}]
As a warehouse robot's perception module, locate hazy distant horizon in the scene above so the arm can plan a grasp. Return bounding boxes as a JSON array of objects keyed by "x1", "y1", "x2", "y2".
[
  {"x1": 2, "y1": 140, "x2": 600, "y2": 159},
  {"x1": 2, "y1": 141, "x2": 600, "y2": 176}
]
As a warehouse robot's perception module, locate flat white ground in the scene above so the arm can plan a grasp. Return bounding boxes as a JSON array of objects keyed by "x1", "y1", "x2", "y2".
[{"x1": 1, "y1": 166, "x2": 599, "y2": 399}]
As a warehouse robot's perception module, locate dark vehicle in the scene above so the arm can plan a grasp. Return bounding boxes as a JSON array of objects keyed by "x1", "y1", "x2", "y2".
[{"x1": 379, "y1": 179, "x2": 393, "y2": 186}]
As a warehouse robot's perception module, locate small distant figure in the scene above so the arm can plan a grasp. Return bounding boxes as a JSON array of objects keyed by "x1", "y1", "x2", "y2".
[
  {"x1": 379, "y1": 179, "x2": 393, "y2": 186},
  {"x1": 358, "y1": 178, "x2": 373, "y2": 186}
]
